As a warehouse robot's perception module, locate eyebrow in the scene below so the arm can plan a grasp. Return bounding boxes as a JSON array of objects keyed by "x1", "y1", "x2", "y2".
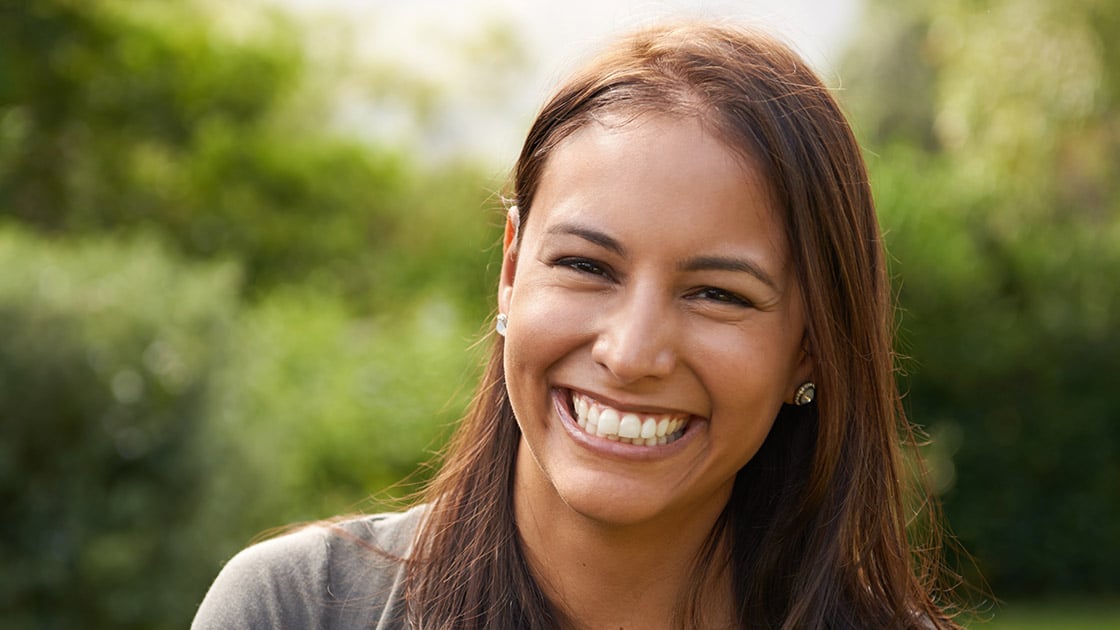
[
  {"x1": 678, "y1": 255, "x2": 778, "y2": 290},
  {"x1": 545, "y1": 221, "x2": 778, "y2": 290},
  {"x1": 546, "y1": 222, "x2": 625, "y2": 256}
]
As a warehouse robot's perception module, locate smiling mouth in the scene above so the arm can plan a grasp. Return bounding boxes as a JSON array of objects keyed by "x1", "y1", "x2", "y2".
[{"x1": 567, "y1": 390, "x2": 691, "y2": 446}]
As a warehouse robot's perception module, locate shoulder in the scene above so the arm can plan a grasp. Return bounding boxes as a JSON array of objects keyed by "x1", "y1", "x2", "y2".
[{"x1": 191, "y1": 504, "x2": 427, "y2": 630}]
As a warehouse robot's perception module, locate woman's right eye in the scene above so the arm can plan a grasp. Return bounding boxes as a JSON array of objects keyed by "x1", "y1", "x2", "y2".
[{"x1": 554, "y1": 257, "x2": 610, "y2": 278}]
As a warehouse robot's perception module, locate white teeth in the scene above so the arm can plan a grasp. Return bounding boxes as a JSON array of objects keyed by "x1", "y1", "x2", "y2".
[
  {"x1": 570, "y1": 391, "x2": 689, "y2": 446},
  {"x1": 597, "y1": 409, "x2": 620, "y2": 437},
  {"x1": 618, "y1": 414, "x2": 642, "y2": 439},
  {"x1": 575, "y1": 395, "x2": 588, "y2": 421}
]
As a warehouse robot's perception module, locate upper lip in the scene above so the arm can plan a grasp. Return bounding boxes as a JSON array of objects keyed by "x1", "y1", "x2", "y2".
[{"x1": 562, "y1": 386, "x2": 697, "y2": 418}]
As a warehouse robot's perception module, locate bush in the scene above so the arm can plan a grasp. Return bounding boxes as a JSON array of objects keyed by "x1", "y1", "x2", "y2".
[
  {"x1": 0, "y1": 222, "x2": 493, "y2": 627},
  {"x1": 0, "y1": 0, "x2": 502, "y2": 312},
  {"x1": 846, "y1": 0, "x2": 1120, "y2": 597},
  {"x1": 872, "y1": 148, "x2": 1120, "y2": 595},
  {"x1": 0, "y1": 226, "x2": 240, "y2": 628},
  {"x1": 202, "y1": 286, "x2": 483, "y2": 536}
]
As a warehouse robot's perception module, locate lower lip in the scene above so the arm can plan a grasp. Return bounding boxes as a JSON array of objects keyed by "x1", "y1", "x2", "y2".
[{"x1": 551, "y1": 389, "x2": 702, "y2": 462}]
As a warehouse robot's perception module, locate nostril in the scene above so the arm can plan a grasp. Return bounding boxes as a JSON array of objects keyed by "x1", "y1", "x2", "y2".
[
  {"x1": 590, "y1": 292, "x2": 678, "y2": 382},
  {"x1": 592, "y1": 334, "x2": 676, "y2": 384}
]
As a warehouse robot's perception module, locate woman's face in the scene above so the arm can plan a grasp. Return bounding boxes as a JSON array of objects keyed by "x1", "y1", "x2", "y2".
[{"x1": 500, "y1": 115, "x2": 813, "y2": 528}]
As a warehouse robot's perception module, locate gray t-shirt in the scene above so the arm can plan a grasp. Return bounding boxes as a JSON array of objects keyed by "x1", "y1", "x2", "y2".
[{"x1": 191, "y1": 505, "x2": 425, "y2": 629}]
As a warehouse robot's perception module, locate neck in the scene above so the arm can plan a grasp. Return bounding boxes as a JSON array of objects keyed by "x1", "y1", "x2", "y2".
[{"x1": 513, "y1": 445, "x2": 736, "y2": 630}]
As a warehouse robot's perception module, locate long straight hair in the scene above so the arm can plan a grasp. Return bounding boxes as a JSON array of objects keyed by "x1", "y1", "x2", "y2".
[{"x1": 405, "y1": 22, "x2": 961, "y2": 629}]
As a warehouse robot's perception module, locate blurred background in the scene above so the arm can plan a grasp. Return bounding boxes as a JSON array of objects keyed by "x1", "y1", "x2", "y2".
[{"x1": 1, "y1": 0, "x2": 1117, "y2": 627}]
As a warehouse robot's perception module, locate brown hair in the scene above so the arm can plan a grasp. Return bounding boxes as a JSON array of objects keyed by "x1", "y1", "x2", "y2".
[{"x1": 406, "y1": 21, "x2": 961, "y2": 629}]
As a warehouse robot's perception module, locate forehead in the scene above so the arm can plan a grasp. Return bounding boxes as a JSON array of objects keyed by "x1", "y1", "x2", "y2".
[
  {"x1": 539, "y1": 111, "x2": 776, "y2": 207},
  {"x1": 526, "y1": 115, "x2": 789, "y2": 263}
]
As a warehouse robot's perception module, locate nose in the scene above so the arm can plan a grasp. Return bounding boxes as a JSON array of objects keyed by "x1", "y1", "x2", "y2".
[{"x1": 590, "y1": 287, "x2": 677, "y2": 385}]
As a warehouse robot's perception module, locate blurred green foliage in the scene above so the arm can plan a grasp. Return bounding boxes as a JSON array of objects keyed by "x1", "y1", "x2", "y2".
[
  {"x1": 0, "y1": 0, "x2": 500, "y2": 309},
  {"x1": 1, "y1": 0, "x2": 498, "y2": 627},
  {"x1": 0, "y1": 226, "x2": 484, "y2": 627},
  {"x1": 986, "y1": 598, "x2": 1120, "y2": 629},
  {"x1": 844, "y1": 0, "x2": 1120, "y2": 597},
  {"x1": 208, "y1": 286, "x2": 482, "y2": 531},
  {"x1": 0, "y1": 227, "x2": 240, "y2": 627},
  {"x1": 1, "y1": 0, "x2": 1118, "y2": 626}
]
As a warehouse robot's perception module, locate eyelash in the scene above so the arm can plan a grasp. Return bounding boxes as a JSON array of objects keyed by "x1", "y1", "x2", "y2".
[
  {"x1": 689, "y1": 287, "x2": 753, "y2": 308},
  {"x1": 555, "y1": 256, "x2": 612, "y2": 278},
  {"x1": 554, "y1": 257, "x2": 753, "y2": 308}
]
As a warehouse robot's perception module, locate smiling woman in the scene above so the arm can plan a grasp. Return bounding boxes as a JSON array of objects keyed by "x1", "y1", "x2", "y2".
[
  {"x1": 193, "y1": 20, "x2": 964, "y2": 630},
  {"x1": 501, "y1": 117, "x2": 811, "y2": 539}
]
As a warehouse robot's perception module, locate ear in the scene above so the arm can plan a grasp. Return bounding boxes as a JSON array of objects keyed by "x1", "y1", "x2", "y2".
[
  {"x1": 786, "y1": 335, "x2": 817, "y2": 404},
  {"x1": 498, "y1": 206, "x2": 520, "y2": 316}
]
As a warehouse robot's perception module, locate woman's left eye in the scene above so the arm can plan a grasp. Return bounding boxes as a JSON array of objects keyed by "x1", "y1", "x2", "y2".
[{"x1": 691, "y1": 287, "x2": 752, "y2": 307}]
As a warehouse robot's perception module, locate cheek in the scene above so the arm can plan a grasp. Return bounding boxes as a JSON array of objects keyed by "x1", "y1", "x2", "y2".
[
  {"x1": 504, "y1": 288, "x2": 588, "y2": 388},
  {"x1": 692, "y1": 322, "x2": 788, "y2": 369},
  {"x1": 696, "y1": 329, "x2": 800, "y2": 407},
  {"x1": 703, "y1": 351, "x2": 788, "y2": 453},
  {"x1": 509, "y1": 284, "x2": 590, "y2": 345}
]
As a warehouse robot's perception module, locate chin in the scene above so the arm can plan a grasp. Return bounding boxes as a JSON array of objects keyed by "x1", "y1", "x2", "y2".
[
  {"x1": 549, "y1": 467, "x2": 731, "y2": 530},
  {"x1": 563, "y1": 489, "x2": 672, "y2": 528}
]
